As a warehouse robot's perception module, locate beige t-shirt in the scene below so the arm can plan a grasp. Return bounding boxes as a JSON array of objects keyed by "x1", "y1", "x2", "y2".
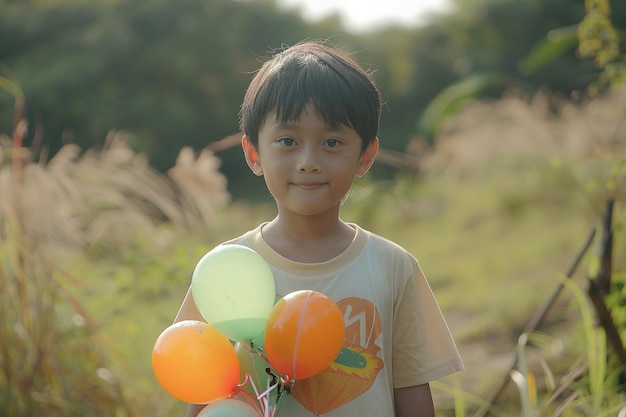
[{"x1": 227, "y1": 223, "x2": 463, "y2": 416}]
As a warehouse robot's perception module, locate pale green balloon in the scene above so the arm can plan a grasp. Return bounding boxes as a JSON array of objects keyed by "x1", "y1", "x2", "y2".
[
  {"x1": 192, "y1": 244, "x2": 275, "y2": 342},
  {"x1": 198, "y1": 399, "x2": 260, "y2": 417}
]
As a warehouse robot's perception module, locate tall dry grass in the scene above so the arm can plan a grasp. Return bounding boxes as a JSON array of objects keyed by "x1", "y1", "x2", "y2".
[
  {"x1": 426, "y1": 88, "x2": 626, "y2": 176},
  {"x1": 0, "y1": 114, "x2": 231, "y2": 415},
  {"x1": 420, "y1": 87, "x2": 626, "y2": 225},
  {"x1": 0, "y1": 130, "x2": 230, "y2": 252},
  {"x1": 0, "y1": 212, "x2": 131, "y2": 416}
]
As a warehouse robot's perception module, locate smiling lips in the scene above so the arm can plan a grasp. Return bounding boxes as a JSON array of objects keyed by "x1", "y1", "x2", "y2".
[{"x1": 292, "y1": 181, "x2": 326, "y2": 190}]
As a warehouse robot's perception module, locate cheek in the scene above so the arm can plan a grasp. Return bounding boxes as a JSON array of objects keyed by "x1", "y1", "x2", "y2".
[
  {"x1": 262, "y1": 164, "x2": 288, "y2": 189},
  {"x1": 333, "y1": 171, "x2": 357, "y2": 192}
]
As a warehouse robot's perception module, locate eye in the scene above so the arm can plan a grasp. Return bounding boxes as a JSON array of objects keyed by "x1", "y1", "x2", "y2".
[
  {"x1": 324, "y1": 138, "x2": 341, "y2": 148},
  {"x1": 277, "y1": 137, "x2": 296, "y2": 147}
]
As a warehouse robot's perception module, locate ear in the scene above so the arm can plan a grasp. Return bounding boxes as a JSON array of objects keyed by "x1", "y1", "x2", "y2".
[
  {"x1": 356, "y1": 137, "x2": 379, "y2": 177},
  {"x1": 242, "y1": 135, "x2": 263, "y2": 176}
]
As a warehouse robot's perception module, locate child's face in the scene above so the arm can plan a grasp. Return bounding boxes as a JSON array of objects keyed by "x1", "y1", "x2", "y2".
[{"x1": 244, "y1": 103, "x2": 378, "y2": 218}]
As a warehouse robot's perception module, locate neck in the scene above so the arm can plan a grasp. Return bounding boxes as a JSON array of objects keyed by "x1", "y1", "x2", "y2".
[
  {"x1": 271, "y1": 210, "x2": 345, "y2": 240},
  {"x1": 262, "y1": 211, "x2": 355, "y2": 262}
]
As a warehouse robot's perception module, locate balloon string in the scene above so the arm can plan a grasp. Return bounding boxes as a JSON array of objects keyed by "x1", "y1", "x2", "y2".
[
  {"x1": 258, "y1": 381, "x2": 279, "y2": 404},
  {"x1": 240, "y1": 340, "x2": 289, "y2": 417},
  {"x1": 238, "y1": 372, "x2": 251, "y2": 389},
  {"x1": 255, "y1": 372, "x2": 277, "y2": 417},
  {"x1": 241, "y1": 340, "x2": 273, "y2": 377},
  {"x1": 292, "y1": 291, "x2": 313, "y2": 381},
  {"x1": 235, "y1": 373, "x2": 260, "y2": 411},
  {"x1": 267, "y1": 375, "x2": 293, "y2": 417},
  {"x1": 260, "y1": 372, "x2": 279, "y2": 417},
  {"x1": 247, "y1": 341, "x2": 273, "y2": 369},
  {"x1": 236, "y1": 341, "x2": 266, "y2": 414}
]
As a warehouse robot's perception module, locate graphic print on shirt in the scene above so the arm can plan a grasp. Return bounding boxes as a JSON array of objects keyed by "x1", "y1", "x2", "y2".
[{"x1": 291, "y1": 297, "x2": 384, "y2": 414}]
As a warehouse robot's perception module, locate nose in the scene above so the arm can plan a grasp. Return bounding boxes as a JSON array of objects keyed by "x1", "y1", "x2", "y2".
[{"x1": 296, "y1": 146, "x2": 321, "y2": 173}]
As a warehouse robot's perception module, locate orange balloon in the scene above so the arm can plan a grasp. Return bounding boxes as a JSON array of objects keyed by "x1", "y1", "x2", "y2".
[
  {"x1": 264, "y1": 290, "x2": 345, "y2": 381},
  {"x1": 152, "y1": 320, "x2": 240, "y2": 404}
]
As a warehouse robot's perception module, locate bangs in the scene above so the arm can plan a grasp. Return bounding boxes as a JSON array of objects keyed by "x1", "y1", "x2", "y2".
[
  {"x1": 265, "y1": 59, "x2": 356, "y2": 130},
  {"x1": 252, "y1": 54, "x2": 377, "y2": 146}
]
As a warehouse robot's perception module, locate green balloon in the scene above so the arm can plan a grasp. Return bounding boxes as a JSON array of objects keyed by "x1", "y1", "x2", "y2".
[
  {"x1": 198, "y1": 399, "x2": 260, "y2": 417},
  {"x1": 192, "y1": 245, "x2": 275, "y2": 342}
]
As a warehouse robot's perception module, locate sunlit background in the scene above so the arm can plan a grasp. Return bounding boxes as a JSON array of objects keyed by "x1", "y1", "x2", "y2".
[{"x1": 276, "y1": 0, "x2": 453, "y2": 32}]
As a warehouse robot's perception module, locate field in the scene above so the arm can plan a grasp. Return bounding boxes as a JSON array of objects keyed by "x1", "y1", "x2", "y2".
[{"x1": 1, "y1": 89, "x2": 625, "y2": 416}]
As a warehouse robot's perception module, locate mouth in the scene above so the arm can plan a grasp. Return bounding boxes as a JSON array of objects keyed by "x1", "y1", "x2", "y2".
[{"x1": 292, "y1": 182, "x2": 326, "y2": 190}]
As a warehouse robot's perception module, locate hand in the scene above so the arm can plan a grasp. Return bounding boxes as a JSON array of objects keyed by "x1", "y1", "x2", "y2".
[{"x1": 394, "y1": 384, "x2": 435, "y2": 417}]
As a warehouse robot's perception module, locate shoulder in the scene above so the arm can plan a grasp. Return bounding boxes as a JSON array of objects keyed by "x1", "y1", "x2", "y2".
[
  {"x1": 220, "y1": 223, "x2": 266, "y2": 248},
  {"x1": 353, "y1": 224, "x2": 418, "y2": 265},
  {"x1": 351, "y1": 225, "x2": 420, "y2": 290}
]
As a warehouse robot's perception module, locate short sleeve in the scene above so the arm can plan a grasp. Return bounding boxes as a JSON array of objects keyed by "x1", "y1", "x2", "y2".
[{"x1": 392, "y1": 265, "x2": 464, "y2": 387}]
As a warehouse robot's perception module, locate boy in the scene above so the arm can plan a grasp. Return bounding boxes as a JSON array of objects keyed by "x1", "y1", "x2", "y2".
[{"x1": 174, "y1": 41, "x2": 463, "y2": 417}]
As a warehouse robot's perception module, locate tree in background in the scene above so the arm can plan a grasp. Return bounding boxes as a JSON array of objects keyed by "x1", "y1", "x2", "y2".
[
  {"x1": 0, "y1": 0, "x2": 318, "y2": 180},
  {"x1": 1, "y1": 0, "x2": 623, "y2": 198}
]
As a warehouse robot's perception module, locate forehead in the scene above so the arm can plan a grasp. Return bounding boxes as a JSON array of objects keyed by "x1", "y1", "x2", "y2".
[{"x1": 260, "y1": 104, "x2": 354, "y2": 133}]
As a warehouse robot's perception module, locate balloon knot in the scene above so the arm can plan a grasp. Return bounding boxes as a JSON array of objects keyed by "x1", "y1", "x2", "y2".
[{"x1": 279, "y1": 376, "x2": 294, "y2": 389}]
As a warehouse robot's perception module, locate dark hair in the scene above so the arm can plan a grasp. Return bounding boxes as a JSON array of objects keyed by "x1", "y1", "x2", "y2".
[{"x1": 239, "y1": 41, "x2": 382, "y2": 153}]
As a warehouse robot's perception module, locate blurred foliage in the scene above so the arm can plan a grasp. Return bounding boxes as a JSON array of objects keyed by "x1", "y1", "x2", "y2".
[
  {"x1": 0, "y1": 132, "x2": 230, "y2": 253},
  {"x1": 416, "y1": 71, "x2": 507, "y2": 138},
  {"x1": 1, "y1": 0, "x2": 624, "y2": 199},
  {"x1": 577, "y1": 0, "x2": 626, "y2": 92},
  {"x1": 519, "y1": 25, "x2": 581, "y2": 76}
]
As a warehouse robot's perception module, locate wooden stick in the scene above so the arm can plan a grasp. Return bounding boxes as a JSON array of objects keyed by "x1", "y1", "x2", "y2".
[
  {"x1": 473, "y1": 227, "x2": 597, "y2": 417},
  {"x1": 586, "y1": 200, "x2": 626, "y2": 379}
]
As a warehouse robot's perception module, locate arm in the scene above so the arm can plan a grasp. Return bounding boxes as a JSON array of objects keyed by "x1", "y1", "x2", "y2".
[
  {"x1": 173, "y1": 287, "x2": 205, "y2": 323},
  {"x1": 186, "y1": 403, "x2": 205, "y2": 417},
  {"x1": 394, "y1": 384, "x2": 435, "y2": 417},
  {"x1": 392, "y1": 266, "x2": 463, "y2": 417}
]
